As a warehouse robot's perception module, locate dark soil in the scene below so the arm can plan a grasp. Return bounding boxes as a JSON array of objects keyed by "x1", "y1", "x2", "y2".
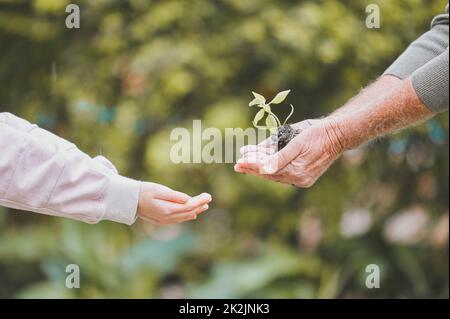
[{"x1": 271, "y1": 124, "x2": 300, "y2": 151}]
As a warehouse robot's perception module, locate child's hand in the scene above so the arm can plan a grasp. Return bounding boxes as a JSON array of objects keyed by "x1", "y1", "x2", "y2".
[{"x1": 137, "y1": 182, "x2": 212, "y2": 225}]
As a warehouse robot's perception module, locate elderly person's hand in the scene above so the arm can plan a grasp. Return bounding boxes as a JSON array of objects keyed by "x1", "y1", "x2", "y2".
[
  {"x1": 235, "y1": 76, "x2": 436, "y2": 188},
  {"x1": 234, "y1": 119, "x2": 345, "y2": 188}
]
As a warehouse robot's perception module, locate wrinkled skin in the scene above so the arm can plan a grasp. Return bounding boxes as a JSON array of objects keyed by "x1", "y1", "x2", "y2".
[{"x1": 234, "y1": 119, "x2": 345, "y2": 188}]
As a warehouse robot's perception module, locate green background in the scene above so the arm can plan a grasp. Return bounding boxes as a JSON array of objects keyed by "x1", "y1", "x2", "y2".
[{"x1": 0, "y1": 0, "x2": 448, "y2": 298}]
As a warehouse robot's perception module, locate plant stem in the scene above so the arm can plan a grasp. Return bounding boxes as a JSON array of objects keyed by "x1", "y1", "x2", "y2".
[
  {"x1": 268, "y1": 111, "x2": 282, "y2": 127},
  {"x1": 283, "y1": 104, "x2": 295, "y2": 125}
]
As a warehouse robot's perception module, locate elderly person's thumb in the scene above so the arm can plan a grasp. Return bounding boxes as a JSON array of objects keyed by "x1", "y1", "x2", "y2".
[{"x1": 260, "y1": 134, "x2": 304, "y2": 174}]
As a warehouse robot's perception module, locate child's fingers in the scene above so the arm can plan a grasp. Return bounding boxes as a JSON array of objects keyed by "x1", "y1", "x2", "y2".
[
  {"x1": 195, "y1": 204, "x2": 209, "y2": 216},
  {"x1": 154, "y1": 186, "x2": 191, "y2": 203},
  {"x1": 184, "y1": 193, "x2": 212, "y2": 211},
  {"x1": 139, "y1": 215, "x2": 163, "y2": 225},
  {"x1": 155, "y1": 193, "x2": 212, "y2": 214},
  {"x1": 173, "y1": 203, "x2": 209, "y2": 217},
  {"x1": 171, "y1": 204, "x2": 209, "y2": 223}
]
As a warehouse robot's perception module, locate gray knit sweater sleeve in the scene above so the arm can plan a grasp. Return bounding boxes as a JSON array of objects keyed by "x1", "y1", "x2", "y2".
[{"x1": 384, "y1": 5, "x2": 449, "y2": 112}]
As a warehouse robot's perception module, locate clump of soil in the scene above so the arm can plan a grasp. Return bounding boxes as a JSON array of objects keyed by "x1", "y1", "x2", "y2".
[{"x1": 271, "y1": 124, "x2": 300, "y2": 150}]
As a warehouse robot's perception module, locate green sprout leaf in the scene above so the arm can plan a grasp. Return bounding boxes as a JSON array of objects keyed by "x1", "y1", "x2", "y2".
[
  {"x1": 253, "y1": 108, "x2": 265, "y2": 126},
  {"x1": 250, "y1": 91, "x2": 266, "y2": 106},
  {"x1": 249, "y1": 98, "x2": 260, "y2": 107},
  {"x1": 266, "y1": 114, "x2": 278, "y2": 132},
  {"x1": 249, "y1": 89, "x2": 295, "y2": 133},
  {"x1": 269, "y1": 90, "x2": 291, "y2": 105}
]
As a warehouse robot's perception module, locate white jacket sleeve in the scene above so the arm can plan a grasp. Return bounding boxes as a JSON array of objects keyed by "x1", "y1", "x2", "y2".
[{"x1": 0, "y1": 112, "x2": 141, "y2": 225}]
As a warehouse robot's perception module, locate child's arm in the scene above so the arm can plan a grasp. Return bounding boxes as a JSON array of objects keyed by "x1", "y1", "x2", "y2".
[{"x1": 0, "y1": 112, "x2": 210, "y2": 225}]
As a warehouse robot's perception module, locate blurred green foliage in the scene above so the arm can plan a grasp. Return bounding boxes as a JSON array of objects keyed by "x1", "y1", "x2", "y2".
[{"x1": 0, "y1": 0, "x2": 448, "y2": 298}]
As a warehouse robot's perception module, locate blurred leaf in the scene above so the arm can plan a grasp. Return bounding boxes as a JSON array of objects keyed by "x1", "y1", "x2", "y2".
[{"x1": 120, "y1": 233, "x2": 197, "y2": 276}]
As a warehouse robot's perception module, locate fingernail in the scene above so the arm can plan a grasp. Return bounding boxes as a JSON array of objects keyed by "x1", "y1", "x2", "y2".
[{"x1": 202, "y1": 193, "x2": 212, "y2": 201}]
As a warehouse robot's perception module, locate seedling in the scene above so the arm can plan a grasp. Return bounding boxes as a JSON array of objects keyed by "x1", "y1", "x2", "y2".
[{"x1": 249, "y1": 89, "x2": 300, "y2": 150}]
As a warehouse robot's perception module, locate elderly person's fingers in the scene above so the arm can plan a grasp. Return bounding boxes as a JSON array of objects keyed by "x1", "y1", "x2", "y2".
[
  {"x1": 235, "y1": 162, "x2": 292, "y2": 182},
  {"x1": 240, "y1": 133, "x2": 280, "y2": 154},
  {"x1": 237, "y1": 138, "x2": 304, "y2": 174},
  {"x1": 238, "y1": 149, "x2": 270, "y2": 164},
  {"x1": 239, "y1": 119, "x2": 320, "y2": 157},
  {"x1": 240, "y1": 138, "x2": 277, "y2": 155},
  {"x1": 257, "y1": 136, "x2": 277, "y2": 148},
  {"x1": 234, "y1": 164, "x2": 259, "y2": 175},
  {"x1": 240, "y1": 144, "x2": 276, "y2": 155},
  {"x1": 235, "y1": 150, "x2": 271, "y2": 172},
  {"x1": 258, "y1": 132, "x2": 310, "y2": 174}
]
